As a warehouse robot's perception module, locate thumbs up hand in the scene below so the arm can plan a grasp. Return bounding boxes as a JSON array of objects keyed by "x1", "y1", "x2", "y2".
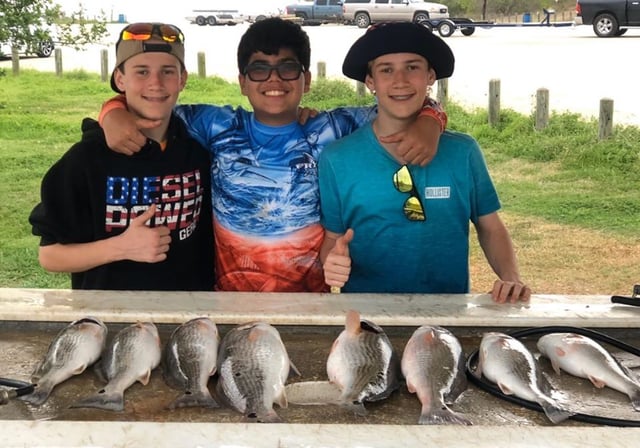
[
  {"x1": 323, "y1": 229, "x2": 354, "y2": 289},
  {"x1": 116, "y1": 204, "x2": 172, "y2": 263}
]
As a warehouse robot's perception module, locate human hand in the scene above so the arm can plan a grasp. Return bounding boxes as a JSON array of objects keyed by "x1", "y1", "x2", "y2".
[
  {"x1": 103, "y1": 109, "x2": 161, "y2": 155},
  {"x1": 379, "y1": 114, "x2": 441, "y2": 166},
  {"x1": 323, "y1": 229, "x2": 354, "y2": 288},
  {"x1": 116, "y1": 205, "x2": 171, "y2": 263},
  {"x1": 297, "y1": 106, "x2": 319, "y2": 125},
  {"x1": 490, "y1": 279, "x2": 531, "y2": 304}
]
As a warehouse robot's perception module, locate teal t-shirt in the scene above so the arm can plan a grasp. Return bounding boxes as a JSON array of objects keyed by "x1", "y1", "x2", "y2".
[{"x1": 318, "y1": 123, "x2": 500, "y2": 293}]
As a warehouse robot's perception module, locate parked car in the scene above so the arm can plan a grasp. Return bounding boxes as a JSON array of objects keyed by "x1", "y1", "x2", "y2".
[
  {"x1": 343, "y1": 0, "x2": 449, "y2": 28},
  {"x1": 575, "y1": 0, "x2": 640, "y2": 36},
  {"x1": 0, "y1": 36, "x2": 55, "y2": 58}
]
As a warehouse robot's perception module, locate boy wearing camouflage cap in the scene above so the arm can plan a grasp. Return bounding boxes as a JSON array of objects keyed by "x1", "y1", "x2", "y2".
[
  {"x1": 29, "y1": 23, "x2": 214, "y2": 290},
  {"x1": 319, "y1": 22, "x2": 530, "y2": 303}
]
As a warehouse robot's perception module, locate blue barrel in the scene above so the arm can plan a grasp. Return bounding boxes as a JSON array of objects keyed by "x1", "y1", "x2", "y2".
[
  {"x1": 118, "y1": 14, "x2": 126, "y2": 23},
  {"x1": 523, "y1": 12, "x2": 531, "y2": 23}
]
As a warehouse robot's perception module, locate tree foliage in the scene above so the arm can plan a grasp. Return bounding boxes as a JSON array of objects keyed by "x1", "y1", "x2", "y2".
[{"x1": 0, "y1": 0, "x2": 108, "y2": 52}]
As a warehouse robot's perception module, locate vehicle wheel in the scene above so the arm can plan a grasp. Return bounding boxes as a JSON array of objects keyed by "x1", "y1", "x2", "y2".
[
  {"x1": 413, "y1": 12, "x2": 430, "y2": 24},
  {"x1": 592, "y1": 13, "x2": 619, "y2": 37},
  {"x1": 207, "y1": 16, "x2": 217, "y2": 26},
  {"x1": 615, "y1": 28, "x2": 627, "y2": 36},
  {"x1": 354, "y1": 12, "x2": 370, "y2": 28},
  {"x1": 36, "y1": 39, "x2": 54, "y2": 58},
  {"x1": 195, "y1": 16, "x2": 206, "y2": 26},
  {"x1": 437, "y1": 20, "x2": 456, "y2": 38},
  {"x1": 419, "y1": 21, "x2": 434, "y2": 33},
  {"x1": 461, "y1": 27, "x2": 475, "y2": 36}
]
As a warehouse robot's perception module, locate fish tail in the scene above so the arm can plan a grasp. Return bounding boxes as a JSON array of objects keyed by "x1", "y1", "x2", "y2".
[
  {"x1": 629, "y1": 388, "x2": 640, "y2": 411},
  {"x1": 18, "y1": 384, "x2": 53, "y2": 406},
  {"x1": 541, "y1": 400, "x2": 574, "y2": 424},
  {"x1": 70, "y1": 390, "x2": 125, "y2": 412},
  {"x1": 419, "y1": 405, "x2": 473, "y2": 426},
  {"x1": 167, "y1": 390, "x2": 219, "y2": 410}
]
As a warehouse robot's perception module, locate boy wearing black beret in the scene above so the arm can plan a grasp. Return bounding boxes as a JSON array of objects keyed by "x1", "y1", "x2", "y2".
[{"x1": 319, "y1": 22, "x2": 530, "y2": 303}]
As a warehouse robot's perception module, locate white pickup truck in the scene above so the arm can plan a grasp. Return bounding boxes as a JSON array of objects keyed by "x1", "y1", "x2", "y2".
[{"x1": 342, "y1": 0, "x2": 449, "y2": 28}]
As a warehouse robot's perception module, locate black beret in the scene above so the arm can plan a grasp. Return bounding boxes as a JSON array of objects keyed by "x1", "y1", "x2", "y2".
[{"x1": 342, "y1": 22, "x2": 455, "y2": 82}]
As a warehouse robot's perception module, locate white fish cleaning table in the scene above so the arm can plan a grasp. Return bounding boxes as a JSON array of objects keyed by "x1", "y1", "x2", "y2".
[{"x1": 0, "y1": 288, "x2": 639, "y2": 447}]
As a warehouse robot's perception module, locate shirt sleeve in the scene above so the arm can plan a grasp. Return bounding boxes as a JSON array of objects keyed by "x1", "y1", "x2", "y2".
[
  {"x1": 29, "y1": 147, "x2": 94, "y2": 246},
  {"x1": 468, "y1": 137, "x2": 501, "y2": 223}
]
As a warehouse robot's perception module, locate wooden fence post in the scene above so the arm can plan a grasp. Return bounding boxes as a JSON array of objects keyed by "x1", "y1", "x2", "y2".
[
  {"x1": 11, "y1": 47, "x2": 19, "y2": 75},
  {"x1": 488, "y1": 79, "x2": 500, "y2": 126},
  {"x1": 317, "y1": 61, "x2": 326, "y2": 79},
  {"x1": 100, "y1": 49, "x2": 109, "y2": 82},
  {"x1": 436, "y1": 78, "x2": 448, "y2": 108},
  {"x1": 54, "y1": 48, "x2": 63, "y2": 76},
  {"x1": 197, "y1": 52, "x2": 206, "y2": 78},
  {"x1": 356, "y1": 81, "x2": 366, "y2": 97},
  {"x1": 598, "y1": 98, "x2": 614, "y2": 140},
  {"x1": 535, "y1": 88, "x2": 549, "y2": 130}
]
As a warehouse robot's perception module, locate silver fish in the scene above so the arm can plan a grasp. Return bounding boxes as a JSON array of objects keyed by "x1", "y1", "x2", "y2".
[
  {"x1": 216, "y1": 321, "x2": 299, "y2": 423},
  {"x1": 537, "y1": 332, "x2": 640, "y2": 411},
  {"x1": 71, "y1": 321, "x2": 161, "y2": 412},
  {"x1": 401, "y1": 325, "x2": 471, "y2": 425},
  {"x1": 477, "y1": 332, "x2": 573, "y2": 424},
  {"x1": 163, "y1": 317, "x2": 220, "y2": 410},
  {"x1": 326, "y1": 309, "x2": 400, "y2": 416},
  {"x1": 20, "y1": 316, "x2": 108, "y2": 406}
]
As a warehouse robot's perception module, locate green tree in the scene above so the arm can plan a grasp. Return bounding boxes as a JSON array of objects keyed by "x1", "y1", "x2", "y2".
[{"x1": 0, "y1": 0, "x2": 108, "y2": 55}]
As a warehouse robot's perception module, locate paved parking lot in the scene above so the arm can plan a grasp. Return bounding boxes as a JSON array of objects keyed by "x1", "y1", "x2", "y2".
[{"x1": 2, "y1": 21, "x2": 638, "y2": 126}]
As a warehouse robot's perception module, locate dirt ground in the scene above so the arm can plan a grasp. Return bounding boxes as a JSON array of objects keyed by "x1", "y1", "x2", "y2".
[{"x1": 469, "y1": 213, "x2": 640, "y2": 297}]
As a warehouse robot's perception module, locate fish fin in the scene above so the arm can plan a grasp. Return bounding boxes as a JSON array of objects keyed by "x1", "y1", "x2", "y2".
[
  {"x1": 587, "y1": 375, "x2": 607, "y2": 389},
  {"x1": 167, "y1": 390, "x2": 219, "y2": 410},
  {"x1": 70, "y1": 390, "x2": 125, "y2": 412},
  {"x1": 341, "y1": 400, "x2": 367, "y2": 417},
  {"x1": 345, "y1": 310, "x2": 361, "y2": 335},
  {"x1": 17, "y1": 384, "x2": 53, "y2": 406},
  {"x1": 419, "y1": 405, "x2": 473, "y2": 426},
  {"x1": 138, "y1": 369, "x2": 152, "y2": 386},
  {"x1": 496, "y1": 382, "x2": 514, "y2": 395},
  {"x1": 541, "y1": 401, "x2": 574, "y2": 424},
  {"x1": 628, "y1": 389, "x2": 640, "y2": 411},
  {"x1": 71, "y1": 363, "x2": 88, "y2": 375},
  {"x1": 288, "y1": 359, "x2": 302, "y2": 378},
  {"x1": 549, "y1": 359, "x2": 562, "y2": 375},
  {"x1": 275, "y1": 388, "x2": 288, "y2": 409}
]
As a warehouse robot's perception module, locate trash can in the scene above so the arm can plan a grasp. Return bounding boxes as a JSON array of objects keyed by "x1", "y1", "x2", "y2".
[
  {"x1": 523, "y1": 12, "x2": 531, "y2": 23},
  {"x1": 118, "y1": 14, "x2": 126, "y2": 23}
]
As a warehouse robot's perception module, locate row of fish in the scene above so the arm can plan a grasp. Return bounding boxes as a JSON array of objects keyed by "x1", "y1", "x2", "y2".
[{"x1": 14, "y1": 312, "x2": 640, "y2": 425}]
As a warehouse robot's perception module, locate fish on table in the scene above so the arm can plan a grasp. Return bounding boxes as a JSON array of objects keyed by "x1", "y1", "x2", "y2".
[
  {"x1": 216, "y1": 321, "x2": 299, "y2": 423},
  {"x1": 476, "y1": 332, "x2": 574, "y2": 424},
  {"x1": 326, "y1": 309, "x2": 400, "y2": 416},
  {"x1": 401, "y1": 325, "x2": 471, "y2": 425},
  {"x1": 537, "y1": 332, "x2": 640, "y2": 411},
  {"x1": 163, "y1": 317, "x2": 220, "y2": 410},
  {"x1": 19, "y1": 316, "x2": 108, "y2": 406},
  {"x1": 70, "y1": 321, "x2": 161, "y2": 412}
]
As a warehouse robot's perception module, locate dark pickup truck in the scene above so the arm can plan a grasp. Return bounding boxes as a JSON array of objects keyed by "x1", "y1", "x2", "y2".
[
  {"x1": 575, "y1": 0, "x2": 640, "y2": 36},
  {"x1": 285, "y1": 0, "x2": 344, "y2": 25}
]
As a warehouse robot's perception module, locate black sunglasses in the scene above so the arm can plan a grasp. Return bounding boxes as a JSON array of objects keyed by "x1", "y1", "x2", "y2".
[
  {"x1": 243, "y1": 61, "x2": 304, "y2": 82},
  {"x1": 393, "y1": 165, "x2": 426, "y2": 221}
]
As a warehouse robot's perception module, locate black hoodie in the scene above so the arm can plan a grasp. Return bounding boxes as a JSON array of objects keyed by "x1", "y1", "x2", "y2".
[{"x1": 29, "y1": 115, "x2": 215, "y2": 291}]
